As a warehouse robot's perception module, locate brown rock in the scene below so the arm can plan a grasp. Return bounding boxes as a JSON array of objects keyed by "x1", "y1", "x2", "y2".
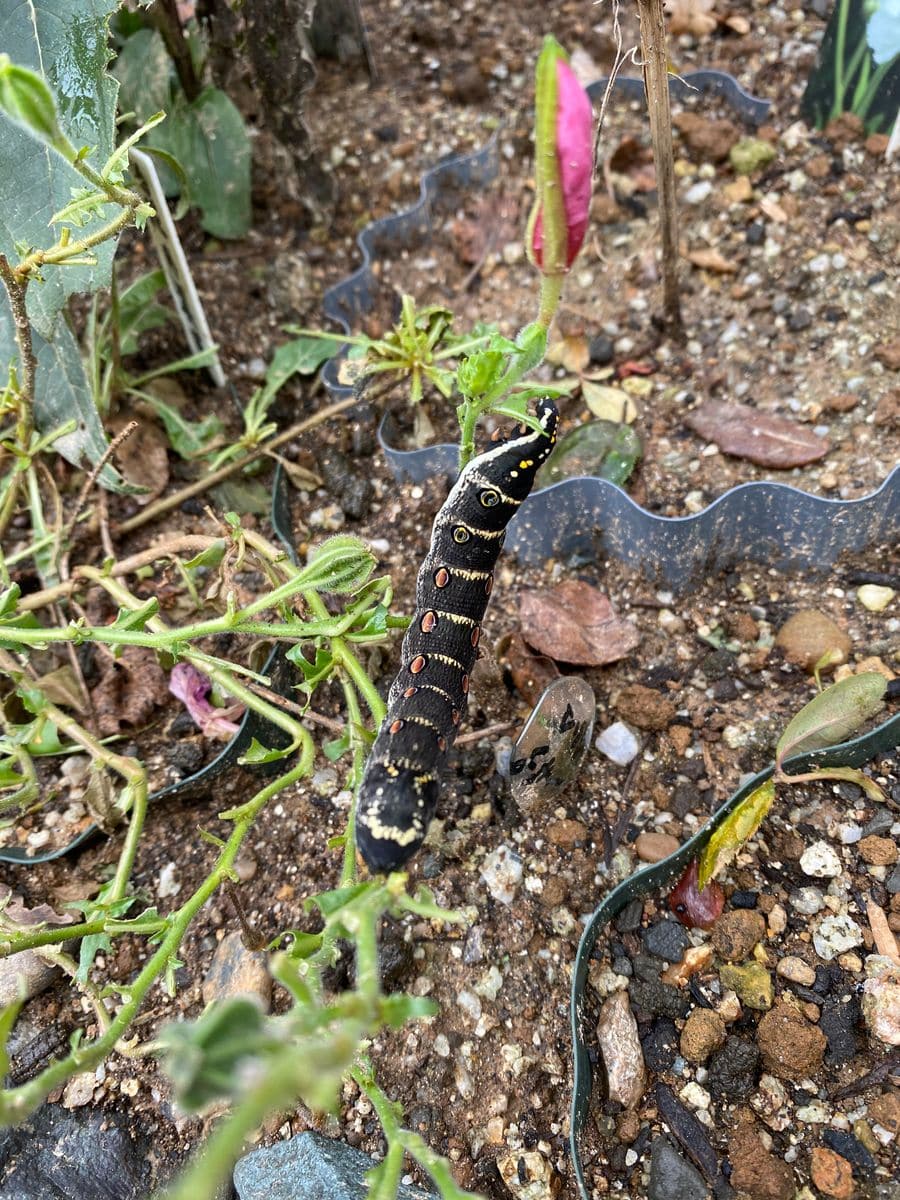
[
  {"x1": 865, "y1": 132, "x2": 889, "y2": 155},
  {"x1": 874, "y1": 390, "x2": 900, "y2": 428},
  {"x1": 728, "y1": 1111, "x2": 794, "y2": 1200},
  {"x1": 823, "y1": 392, "x2": 860, "y2": 413},
  {"x1": 596, "y1": 990, "x2": 646, "y2": 1108},
  {"x1": 775, "y1": 610, "x2": 851, "y2": 672},
  {"x1": 867, "y1": 1090, "x2": 900, "y2": 1135},
  {"x1": 668, "y1": 724, "x2": 692, "y2": 755},
  {"x1": 756, "y1": 1001, "x2": 827, "y2": 1080},
  {"x1": 711, "y1": 909, "x2": 766, "y2": 961},
  {"x1": 806, "y1": 153, "x2": 831, "y2": 179},
  {"x1": 545, "y1": 819, "x2": 589, "y2": 849},
  {"x1": 202, "y1": 930, "x2": 272, "y2": 1010},
  {"x1": 673, "y1": 111, "x2": 738, "y2": 162},
  {"x1": 680, "y1": 1008, "x2": 727, "y2": 1063},
  {"x1": 635, "y1": 831, "x2": 681, "y2": 863},
  {"x1": 810, "y1": 1146, "x2": 854, "y2": 1199},
  {"x1": 875, "y1": 337, "x2": 900, "y2": 371},
  {"x1": 441, "y1": 63, "x2": 488, "y2": 105},
  {"x1": 858, "y1": 835, "x2": 898, "y2": 865},
  {"x1": 825, "y1": 113, "x2": 865, "y2": 145},
  {"x1": 725, "y1": 611, "x2": 760, "y2": 643},
  {"x1": 616, "y1": 683, "x2": 676, "y2": 731}
]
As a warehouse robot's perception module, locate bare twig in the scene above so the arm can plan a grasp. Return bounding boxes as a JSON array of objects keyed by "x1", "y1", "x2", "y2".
[
  {"x1": 62, "y1": 420, "x2": 138, "y2": 551},
  {"x1": 116, "y1": 395, "x2": 360, "y2": 536},
  {"x1": 635, "y1": 0, "x2": 684, "y2": 339}
]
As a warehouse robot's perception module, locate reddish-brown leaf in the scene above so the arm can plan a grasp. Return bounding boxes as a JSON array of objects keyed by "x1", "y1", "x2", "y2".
[
  {"x1": 495, "y1": 632, "x2": 560, "y2": 707},
  {"x1": 669, "y1": 861, "x2": 725, "y2": 929},
  {"x1": 518, "y1": 580, "x2": 640, "y2": 666},
  {"x1": 686, "y1": 401, "x2": 829, "y2": 467}
]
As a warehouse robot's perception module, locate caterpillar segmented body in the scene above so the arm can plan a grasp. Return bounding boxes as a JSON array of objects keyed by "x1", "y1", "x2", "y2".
[{"x1": 356, "y1": 398, "x2": 559, "y2": 871}]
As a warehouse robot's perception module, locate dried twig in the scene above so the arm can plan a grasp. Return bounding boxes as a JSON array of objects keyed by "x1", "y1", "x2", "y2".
[{"x1": 61, "y1": 420, "x2": 138, "y2": 551}]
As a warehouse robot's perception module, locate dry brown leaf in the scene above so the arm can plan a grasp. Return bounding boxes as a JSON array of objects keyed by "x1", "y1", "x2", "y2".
[
  {"x1": 109, "y1": 414, "x2": 170, "y2": 504},
  {"x1": 666, "y1": 0, "x2": 717, "y2": 38},
  {"x1": 91, "y1": 645, "x2": 170, "y2": 736},
  {"x1": 686, "y1": 247, "x2": 739, "y2": 274},
  {"x1": 686, "y1": 401, "x2": 829, "y2": 468},
  {"x1": 518, "y1": 580, "x2": 640, "y2": 666},
  {"x1": 546, "y1": 335, "x2": 590, "y2": 375}
]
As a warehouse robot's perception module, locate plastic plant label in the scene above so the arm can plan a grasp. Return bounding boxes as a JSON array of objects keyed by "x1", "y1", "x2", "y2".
[{"x1": 507, "y1": 677, "x2": 595, "y2": 813}]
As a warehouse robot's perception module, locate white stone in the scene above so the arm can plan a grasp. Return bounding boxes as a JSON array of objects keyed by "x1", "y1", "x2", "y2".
[
  {"x1": 595, "y1": 722, "x2": 639, "y2": 766},
  {"x1": 800, "y1": 840, "x2": 843, "y2": 878},
  {"x1": 685, "y1": 180, "x2": 713, "y2": 204},
  {"x1": 480, "y1": 845, "x2": 523, "y2": 904},
  {"x1": 813, "y1": 913, "x2": 863, "y2": 960},
  {"x1": 857, "y1": 584, "x2": 895, "y2": 612}
]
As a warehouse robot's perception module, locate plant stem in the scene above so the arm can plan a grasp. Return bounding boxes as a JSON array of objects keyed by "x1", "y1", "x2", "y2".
[
  {"x1": 0, "y1": 256, "x2": 35, "y2": 539},
  {"x1": 636, "y1": 0, "x2": 683, "y2": 340},
  {"x1": 831, "y1": 0, "x2": 850, "y2": 121},
  {"x1": 117, "y1": 395, "x2": 360, "y2": 535},
  {"x1": 0, "y1": 758, "x2": 310, "y2": 1125},
  {"x1": 0, "y1": 917, "x2": 167, "y2": 958}
]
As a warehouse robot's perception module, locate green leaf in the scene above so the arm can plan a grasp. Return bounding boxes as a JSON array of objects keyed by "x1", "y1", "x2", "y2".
[
  {"x1": 183, "y1": 539, "x2": 227, "y2": 570},
  {"x1": 323, "y1": 731, "x2": 350, "y2": 762},
  {"x1": 144, "y1": 395, "x2": 224, "y2": 459},
  {"x1": 238, "y1": 738, "x2": 294, "y2": 766},
  {"x1": 25, "y1": 320, "x2": 132, "y2": 491},
  {"x1": 112, "y1": 28, "x2": 171, "y2": 125},
  {"x1": 0, "y1": 57, "x2": 65, "y2": 149},
  {"x1": 379, "y1": 993, "x2": 438, "y2": 1028},
  {"x1": 149, "y1": 87, "x2": 250, "y2": 238},
  {"x1": 0, "y1": 583, "x2": 21, "y2": 618},
  {"x1": 286, "y1": 645, "x2": 333, "y2": 693},
  {"x1": 776, "y1": 673, "x2": 887, "y2": 766},
  {"x1": 161, "y1": 997, "x2": 274, "y2": 1112},
  {"x1": 111, "y1": 597, "x2": 159, "y2": 631},
  {"x1": 305, "y1": 882, "x2": 373, "y2": 919},
  {"x1": 697, "y1": 778, "x2": 775, "y2": 890},
  {"x1": 262, "y1": 336, "x2": 344, "y2": 402},
  {"x1": 0, "y1": 1, "x2": 120, "y2": 335}
]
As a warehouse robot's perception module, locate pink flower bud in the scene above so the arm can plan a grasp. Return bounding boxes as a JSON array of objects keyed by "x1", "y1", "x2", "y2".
[{"x1": 529, "y1": 55, "x2": 593, "y2": 273}]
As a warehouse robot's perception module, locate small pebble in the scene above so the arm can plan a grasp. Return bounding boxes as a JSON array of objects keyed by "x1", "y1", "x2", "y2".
[
  {"x1": 776, "y1": 956, "x2": 817, "y2": 987},
  {"x1": 479, "y1": 846, "x2": 522, "y2": 905},
  {"x1": 791, "y1": 886, "x2": 825, "y2": 915},
  {"x1": 635, "y1": 831, "x2": 681, "y2": 863},
  {"x1": 596, "y1": 722, "x2": 640, "y2": 766},
  {"x1": 857, "y1": 584, "x2": 894, "y2": 611},
  {"x1": 814, "y1": 914, "x2": 863, "y2": 961},
  {"x1": 719, "y1": 962, "x2": 773, "y2": 1011},
  {"x1": 800, "y1": 840, "x2": 843, "y2": 878}
]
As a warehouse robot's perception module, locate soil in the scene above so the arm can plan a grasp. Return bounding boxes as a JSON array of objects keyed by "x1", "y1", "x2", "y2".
[{"x1": 1, "y1": 3, "x2": 899, "y2": 1200}]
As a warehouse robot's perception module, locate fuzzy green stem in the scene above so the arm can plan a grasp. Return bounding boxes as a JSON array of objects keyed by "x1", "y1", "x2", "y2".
[
  {"x1": 0, "y1": 758, "x2": 310, "y2": 1125},
  {"x1": 0, "y1": 916, "x2": 167, "y2": 958}
]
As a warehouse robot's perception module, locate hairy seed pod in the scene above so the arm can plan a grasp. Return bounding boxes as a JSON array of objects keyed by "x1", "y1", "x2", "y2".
[{"x1": 356, "y1": 399, "x2": 559, "y2": 871}]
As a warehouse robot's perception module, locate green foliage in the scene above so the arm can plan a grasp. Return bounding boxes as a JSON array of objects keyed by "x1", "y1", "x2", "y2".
[{"x1": 113, "y1": 22, "x2": 251, "y2": 238}]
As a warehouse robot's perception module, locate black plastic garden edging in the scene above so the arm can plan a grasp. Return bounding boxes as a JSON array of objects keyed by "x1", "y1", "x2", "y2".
[{"x1": 568, "y1": 709, "x2": 900, "y2": 1200}]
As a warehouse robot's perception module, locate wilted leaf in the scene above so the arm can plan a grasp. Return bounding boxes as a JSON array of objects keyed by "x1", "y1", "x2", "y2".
[
  {"x1": 686, "y1": 247, "x2": 738, "y2": 274},
  {"x1": 546, "y1": 335, "x2": 590, "y2": 374},
  {"x1": 91, "y1": 646, "x2": 169, "y2": 736},
  {"x1": 669, "y1": 860, "x2": 725, "y2": 928},
  {"x1": 30, "y1": 665, "x2": 86, "y2": 714},
  {"x1": 686, "y1": 400, "x2": 829, "y2": 467},
  {"x1": 144, "y1": 391, "x2": 224, "y2": 460},
  {"x1": 518, "y1": 580, "x2": 640, "y2": 666},
  {"x1": 109, "y1": 415, "x2": 168, "y2": 503},
  {"x1": 698, "y1": 778, "x2": 775, "y2": 890},
  {"x1": 666, "y1": 0, "x2": 717, "y2": 37},
  {"x1": 581, "y1": 381, "x2": 638, "y2": 424},
  {"x1": 776, "y1": 673, "x2": 887, "y2": 765}
]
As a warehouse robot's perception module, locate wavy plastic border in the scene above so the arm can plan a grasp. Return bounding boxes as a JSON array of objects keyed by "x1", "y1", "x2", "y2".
[
  {"x1": 321, "y1": 72, "x2": 900, "y2": 590},
  {"x1": 568, "y1": 709, "x2": 900, "y2": 1199}
]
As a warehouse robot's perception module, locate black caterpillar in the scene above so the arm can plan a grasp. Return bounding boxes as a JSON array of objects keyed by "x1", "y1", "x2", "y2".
[{"x1": 356, "y1": 398, "x2": 559, "y2": 871}]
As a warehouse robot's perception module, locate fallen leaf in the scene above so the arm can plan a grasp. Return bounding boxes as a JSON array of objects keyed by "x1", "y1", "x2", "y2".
[
  {"x1": 775, "y1": 673, "x2": 886, "y2": 765},
  {"x1": 686, "y1": 247, "x2": 739, "y2": 274},
  {"x1": 109, "y1": 415, "x2": 169, "y2": 505},
  {"x1": 30, "y1": 665, "x2": 87, "y2": 714},
  {"x1": 91, "y1": 645, "x2": 170, "y2": 736},
  {"x1": 666, "y1": 0, "x2": 717, "y2": 37},
  {"x1": 698, "y1": 778, "x2": 775, "y2": 889},
  {"x1": 518, "y1": 580, "x2": 640, "y2": 666},
  {"x1": 686, "y1": 400, "x2": 829, "y2": 467},
  {"x1": 495, "y1": 632, "x2": 559, "y2": 707},
  {"x1": 546, "y1": 335, "x2": 590, "y2": 375},
  {"x1": 582, "y1": 381, "x2": 638, "y2": 424}
]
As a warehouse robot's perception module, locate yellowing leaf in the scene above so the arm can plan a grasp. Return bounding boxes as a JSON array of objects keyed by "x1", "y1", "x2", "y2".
[
  {"x1": 698, "y1": 778, "x2": 775, "y2": 890},
  {"x1": 776, "y1": 673, "x2": 887, "y2": 766},
  {"x1": 581, "y1": 381, "x2": 637, "y2": 424}
]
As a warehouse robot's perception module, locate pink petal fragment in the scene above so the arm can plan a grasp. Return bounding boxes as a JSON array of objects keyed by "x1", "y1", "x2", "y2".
[{"x1": 169, "y1": 663, "x2": 243, "y2": 740}]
